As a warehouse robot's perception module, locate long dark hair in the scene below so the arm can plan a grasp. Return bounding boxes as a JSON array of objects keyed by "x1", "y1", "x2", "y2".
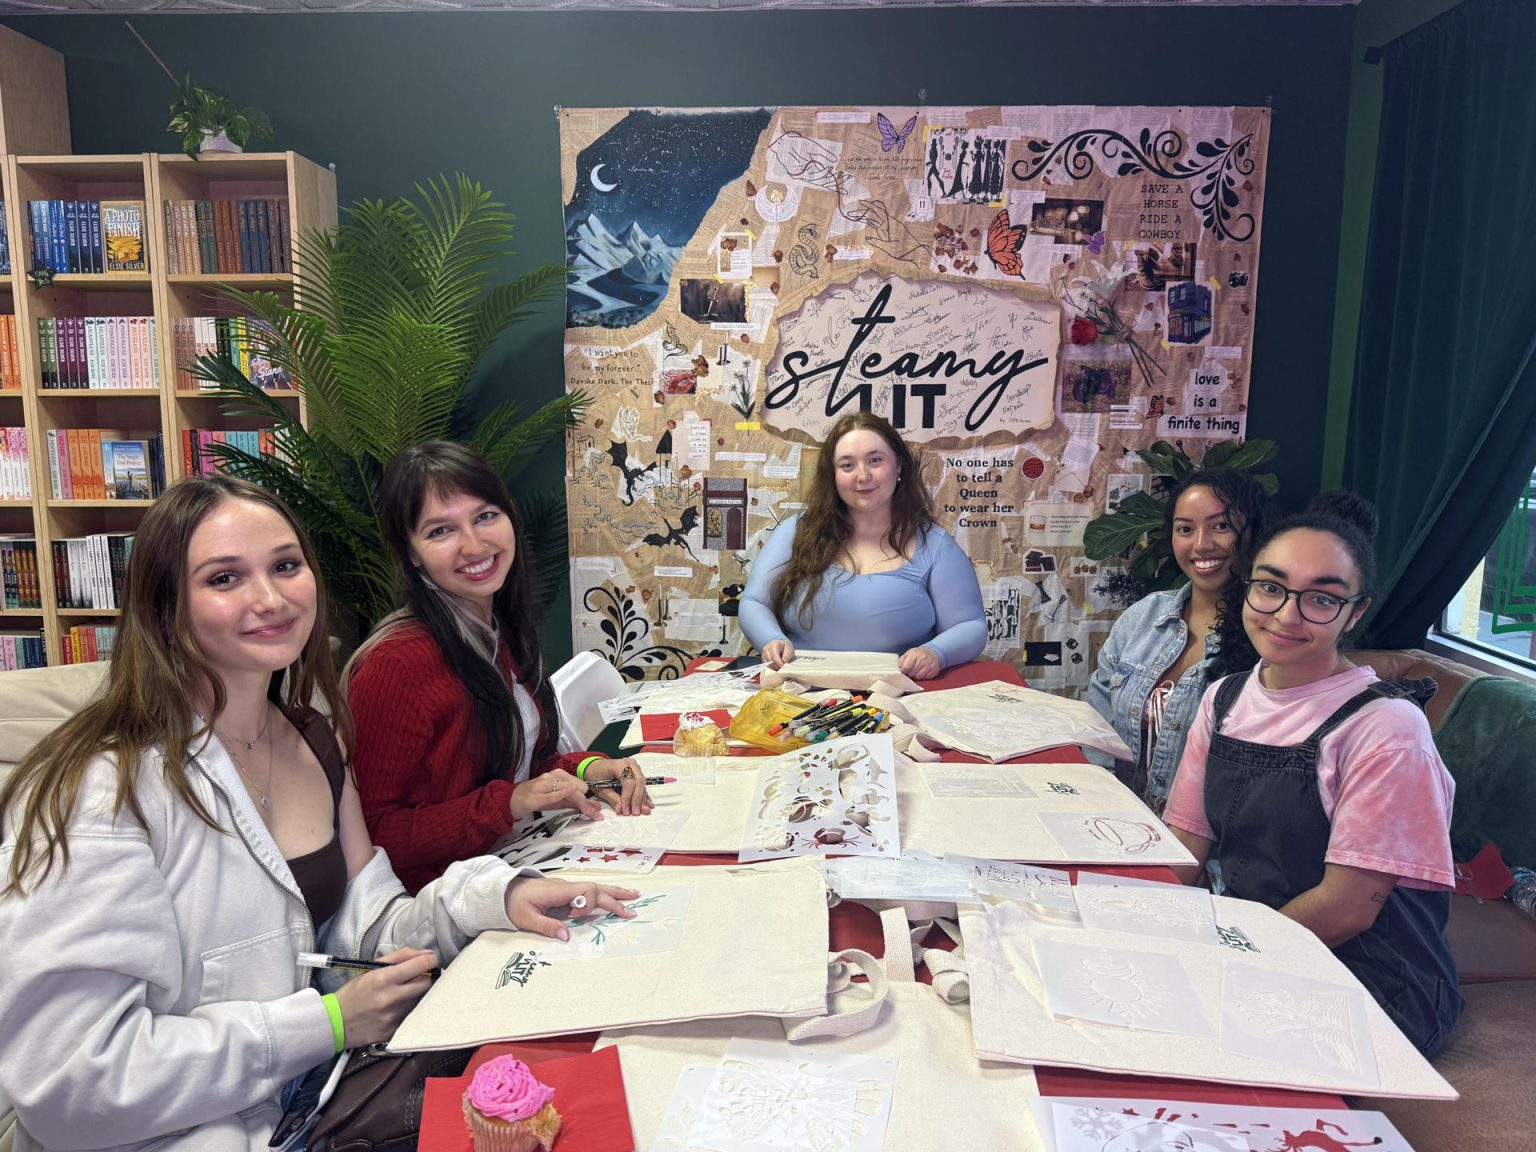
[
  {"x1": 1215, "y1": 489, "x2": 1379, "y2": 666},
  {"x1": 369, "y1": 440, "x2": 554, "y2": 783},
  {"x1": 1163, "y1": 468, "x2": 1275, "y2": 680},
  {"x1": 2, "y1": 477, "x2": 349, "y2": 894},
  {"x1": 770, "y1": 411, "x2": 934, "y2": 628}
]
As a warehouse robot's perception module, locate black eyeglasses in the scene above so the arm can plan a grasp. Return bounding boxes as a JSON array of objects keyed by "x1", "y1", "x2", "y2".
[{"x1": 1241, "y1": 578, "x2": 1367, "y2": 625}]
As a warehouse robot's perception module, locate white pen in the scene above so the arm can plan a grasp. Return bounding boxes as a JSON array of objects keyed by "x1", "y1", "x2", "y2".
[{"x1": 297, "y1": 950, "x2": 441, "y2": 979}]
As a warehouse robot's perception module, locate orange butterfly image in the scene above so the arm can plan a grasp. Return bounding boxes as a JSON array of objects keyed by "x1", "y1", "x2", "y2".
[{"x1": 985, "y1": 208, "x2": 1028, "y2": 278}]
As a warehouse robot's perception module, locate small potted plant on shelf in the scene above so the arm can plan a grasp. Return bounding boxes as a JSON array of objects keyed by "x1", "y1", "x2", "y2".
[{"x1": 166, "y1": 75, "x2": 273, "y2": 157}]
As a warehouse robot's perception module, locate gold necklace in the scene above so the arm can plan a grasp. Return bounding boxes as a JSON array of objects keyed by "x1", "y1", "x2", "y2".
[{"x1": 219, "y1": 704, "x2": 275, "y2": 810}]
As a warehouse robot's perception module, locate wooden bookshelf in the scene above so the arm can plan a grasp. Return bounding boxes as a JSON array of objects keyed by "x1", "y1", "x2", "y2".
[{"x1": 1, "y1": 150, "x2": 336, "y2": 667}]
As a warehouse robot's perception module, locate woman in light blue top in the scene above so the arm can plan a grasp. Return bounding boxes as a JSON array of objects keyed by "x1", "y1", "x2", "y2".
[
  {"x1": 739, "y1": 412, "x2": 985, "y2": 680},
  {"x1": 1087, "y1": 468, "x2": 1272, "y2": 813}
]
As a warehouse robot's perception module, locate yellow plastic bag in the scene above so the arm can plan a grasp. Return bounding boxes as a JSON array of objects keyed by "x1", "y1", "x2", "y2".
[{"x1": 728, "y1": 687, "x2": 818, "y2": 752}]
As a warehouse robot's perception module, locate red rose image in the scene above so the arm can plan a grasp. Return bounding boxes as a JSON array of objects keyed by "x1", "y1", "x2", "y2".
[{"x1": 1070, "y1": 316, "x2": 1099, "y2": 345}]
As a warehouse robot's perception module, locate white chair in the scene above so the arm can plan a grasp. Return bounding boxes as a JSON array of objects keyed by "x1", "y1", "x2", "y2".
[{"x1": 549, "y1": 651, "x2": 628, "y2": 753}]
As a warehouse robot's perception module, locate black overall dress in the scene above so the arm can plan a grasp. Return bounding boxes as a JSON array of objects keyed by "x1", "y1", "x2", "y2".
[{"x1": 1204, "y1": 669, "x2": 1465, "y2": 1056}]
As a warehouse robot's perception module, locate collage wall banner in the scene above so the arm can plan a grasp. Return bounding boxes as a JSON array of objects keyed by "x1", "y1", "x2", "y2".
[{"x1": 560, "y1": 105, "x2": 1270, "y2": 691}]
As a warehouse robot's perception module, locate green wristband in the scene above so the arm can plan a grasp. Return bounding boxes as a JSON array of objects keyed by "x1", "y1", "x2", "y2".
[
  {"x1": 321, "y1": 992, "x2": 345, "y2": 1054},
  {"x1": 575, "y1": 755, "x2": 602, "y2": 782}
]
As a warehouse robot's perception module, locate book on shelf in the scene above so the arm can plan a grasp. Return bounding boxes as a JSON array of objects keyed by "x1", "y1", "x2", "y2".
[
  {"x1": 26, "y1": 200, "x2": 146, "y2": 276},
  {"x1": 0, "y1": 316, "x2": 18, "y2": 391},
  {"x1": 0, "y1": 535, "x2": 41, "y2": 609},
  {"x1": 59, "y1": 623, "x2": 116, "y2": 666},
  {"x1": 52, "y1": 533, "x2": 132, "y2": 611},
  {"x1": 163, "y1": 197, "x2": 291, "y2": 275},
  {"x1": 36, "y1": 317, "x2": 159, "y2": 389},
  {"x1": 46, "y1": 429, "x2": 164, "y2": 499},
  {"x1": 0, "y1": 203, "x2": 9, "y2": 275},
  {"x1": 1, "y1": 427, "x2": 32, "y2": 499},
  {"x1": 102, "y1": 439, "x2": 152, "y2": 500},
  {"x1": 175, "y1": 316, "x2": 290, "y2": 391},
  {"x1": 0, "y1": 631, "x2": 47, "y2": 671},
  {"x1": 101, "y1": 200, "x2": 147, "y2": 273}
]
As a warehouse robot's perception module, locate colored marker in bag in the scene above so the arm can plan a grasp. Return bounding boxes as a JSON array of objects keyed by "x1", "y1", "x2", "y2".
[
  {"x1": 297, "y1": 951, "x2": 442, "y2": 980},
  {"x1": 771, "y1": 697, "x2": 843, "y2": 736},
  {"x1": 793, "y1": 698, "x2": 865, "y2": 736}
]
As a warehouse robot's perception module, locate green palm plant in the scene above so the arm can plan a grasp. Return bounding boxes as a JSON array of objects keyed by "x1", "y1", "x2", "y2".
[{"x1": 193, "y1": 173, "x2": 579, "y2": 629}]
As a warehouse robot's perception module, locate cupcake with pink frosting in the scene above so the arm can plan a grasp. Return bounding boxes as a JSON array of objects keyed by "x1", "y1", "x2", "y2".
[{"x1": 461, "y1": 1056, "x2": 561, "y2": 1152}]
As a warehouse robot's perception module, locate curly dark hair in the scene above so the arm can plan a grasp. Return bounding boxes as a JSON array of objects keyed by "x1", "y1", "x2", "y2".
[
  {"x1": 1214, "y1": 488, "x2": 1380, "y2": 665},
  {"x1": 769, "y1": 411, "x2": 935, "y2": 629}
]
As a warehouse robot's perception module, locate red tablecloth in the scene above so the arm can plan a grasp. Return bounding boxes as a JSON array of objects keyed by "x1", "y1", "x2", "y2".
[{"x1": 421, "y1": 658, "x2": 1343, "y2": 1147}]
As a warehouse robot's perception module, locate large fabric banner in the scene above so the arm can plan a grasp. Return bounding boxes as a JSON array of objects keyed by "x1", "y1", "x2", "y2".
[{"x1": 560, "y1": 106, "x2": 1269, "y2": 689}]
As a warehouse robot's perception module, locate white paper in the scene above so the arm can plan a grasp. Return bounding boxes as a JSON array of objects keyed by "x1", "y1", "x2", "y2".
[
  {"x1": 1051, "y1": 1102, "x2": 1245, "y2": 1152},
  {"x1": 649, "y1": 1065, "x2": 717, "y2": 1152},
  {"x1": 543, "y1": 808, "x2": 693, "y2": 852},
  {"x1": 1221, "y1": 962, "x2": 1381, "y2": 1089},
  {"x1": 1031, "y1": 1096, "x2": 1415, "y2": 1152},
  {"x1": 1035, "y1": 939, "x2": 1211, "y2": 1036},
  {"x1": 1038, "y1": 811, "x2": 1178, "y2": 861},
  {"x1": 563, "y1": 886, "x2": 694, "y2": 958},
  {"x1": 1072, "y1": 882, "x2": 1220, "y2": 945},
  {"x1": 920, "y1": 764, "x2": 1037, "y2": 798},
  {"x1": 818, "y1": 848, "x2": 972, "y2": 901},
  {"x1": 953, "y1": 856, "x2": 1078, "y2": 917},
  {"x1": 741, "y1": 733, "x2": 900, "y2": 862}
]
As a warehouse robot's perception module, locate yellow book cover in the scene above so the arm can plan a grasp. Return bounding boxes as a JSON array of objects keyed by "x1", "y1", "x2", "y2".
[{"x1": 100, "y1": 200, "x2": 146, "y2": 273}]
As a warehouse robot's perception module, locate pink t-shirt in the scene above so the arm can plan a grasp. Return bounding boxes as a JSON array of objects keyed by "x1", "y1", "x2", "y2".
[{"x1": 1164, "y1": 663, "x2": 1456, "y2": 891}]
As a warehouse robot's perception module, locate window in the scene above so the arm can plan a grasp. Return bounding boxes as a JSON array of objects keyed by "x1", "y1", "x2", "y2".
[{"x1": 1439, "y1": 466, "x2": 1536, "y2": 672}]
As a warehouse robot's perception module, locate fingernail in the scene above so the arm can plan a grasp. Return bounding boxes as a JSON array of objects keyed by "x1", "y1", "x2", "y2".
[{"x1": 557, "y1": 928, "x2": 569, "y2": 941}]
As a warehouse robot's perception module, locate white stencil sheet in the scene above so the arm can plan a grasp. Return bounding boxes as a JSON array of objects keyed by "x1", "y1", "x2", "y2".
[
  {"x1": 958, "y1": 893, "x2": 1454, "y2": 1099},
  {"x1": 544, "y1": 809, "x2": 693, "y2": 852},
  {"x1": 563, "y1": 886, "x2": 693, "y2": 957},
  {"x1": 1038, "y1": 811, "x2": 1182, "y2": 862},
  {"x1": 920, "y1": 764, "x2": 1037, "y2": 797},
  {"x1": 1221, "y1": 962, "x2": 1381, "y2": 1090},
  {"x1": 1072, "y1": 882, "x2": 1220, "y2": 945},
  {"x1": 951, "y1": 856, "x2": 1078, "y2": 918},
  {"x1": 1035, "y1": 938, "x2": 1211, "y2": 1036},
  {"x1": 1029, "y1": 1096, "x2": 1415, "y2": 1152},
  {"x1": 900, "y1": 680, "x2": 1133, "y2": 762},
  {"x1": 688, "y1": 1039, "x2": 897, "y2": 1152},
  {"x1": 899, "y1": 760, "x2": 1196, "y2": 866},
  {"x1": 740, "y1": 733, "x2": 900, "y2": 862},
  {"x1": 818, "y1": 849, "x2": 973, "y2": 902}
]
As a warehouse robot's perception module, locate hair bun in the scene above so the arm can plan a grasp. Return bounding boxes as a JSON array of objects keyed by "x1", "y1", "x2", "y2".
[{"x1": 1306, "y1": 489, "x2": 1379, "y2": 542}]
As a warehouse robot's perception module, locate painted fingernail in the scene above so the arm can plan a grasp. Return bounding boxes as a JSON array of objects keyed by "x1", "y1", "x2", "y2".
[{"x1": 556, "y1": 927, "x2": 569, "y2": 941}]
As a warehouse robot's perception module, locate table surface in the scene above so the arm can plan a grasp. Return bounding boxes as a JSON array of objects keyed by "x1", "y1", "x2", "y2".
[{"x1": 439, "y1": 655, "x2": 1345, "y2": 1144}]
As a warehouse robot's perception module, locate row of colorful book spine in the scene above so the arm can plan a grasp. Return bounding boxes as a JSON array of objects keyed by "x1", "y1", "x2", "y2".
[
  {"x1": 183, "y1": 428, "x2": 285, "y2": 477},
  {"x1": 1, "y1": 428, "x2": 31, "y2": 500},
  {"x1": 45, "y1": 429, "x2": 166, "y2": 501},
  {"x1": 27, "y1": 199, "x2": 147, "y2": 275},
  {"x1": 174, "y1": 316, "x2": 292, "y2": 392},
  {"x1": 37, "y1": 317, "x2": 161, "y2": 390},
  {"x1": 53, "y1": 532, "x2": 132, "y2": 610},
  {"x1": 0, "y1": 631, "x2": 46, "y2": 670},
  {"x1": 162, "y1": 198, "x2": 291, "y2": 275},
  {"x1": 0, "y1": 535, "x2": 40, "y2": 609},
  {"x1": 60, "y1": 624, "x2": 117, "y2": 666},
  {"x1": 0, "y1": 316, "x2": 21, "y2": 390}
]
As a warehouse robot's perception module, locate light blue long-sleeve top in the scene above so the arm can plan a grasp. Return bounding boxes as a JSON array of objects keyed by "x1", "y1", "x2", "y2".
[{"x1": 738, "y1": 514, "x2": 987, "y2": 670}]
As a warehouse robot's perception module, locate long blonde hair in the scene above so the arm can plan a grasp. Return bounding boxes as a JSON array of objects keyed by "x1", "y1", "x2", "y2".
[{"x1": 1, "y1": 477, "x2": 351, "y2": 894}]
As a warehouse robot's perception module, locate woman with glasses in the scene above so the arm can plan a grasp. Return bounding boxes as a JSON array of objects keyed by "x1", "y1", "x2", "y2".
[
  {"x1": 1163, "y1": 491, "x2": 1463, "y2": 1055},
  {"x1": 1087, "y1": 469, "x2": 1272, "y2": 813}
]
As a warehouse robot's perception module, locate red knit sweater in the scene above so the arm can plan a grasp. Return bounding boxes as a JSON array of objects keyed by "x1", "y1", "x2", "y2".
[{"x1": 348, "y1": 623, "x2": 586, "y2": 894}]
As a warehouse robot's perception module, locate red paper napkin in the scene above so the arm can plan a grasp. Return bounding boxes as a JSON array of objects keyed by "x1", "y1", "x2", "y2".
[
  {"x1": 419, "y1": 1044, "x2": 634, "y2": 1152},
  {"x1": 638, "y1": 709, "x2": 731, "y2": 742}
]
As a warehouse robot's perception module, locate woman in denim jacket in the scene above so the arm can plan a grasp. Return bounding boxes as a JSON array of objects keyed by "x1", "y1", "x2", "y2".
[{"x1": 1087, "y1": 468, "x2": 1272, "y2": 813}]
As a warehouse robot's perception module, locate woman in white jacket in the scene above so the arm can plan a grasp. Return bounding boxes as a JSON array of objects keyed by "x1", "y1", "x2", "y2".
[{"x1": 0, "y1": 476, "x2": 635, "y2": 1152}]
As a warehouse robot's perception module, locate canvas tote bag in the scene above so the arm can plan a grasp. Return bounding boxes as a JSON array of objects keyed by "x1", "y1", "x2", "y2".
[
  {"x1": 958, "y1": 891, "x2": 1458, "y2": 1100},
  {"x1": 596, "y1": 906, "x2": 1048, "y2": 1151},
  {"x1": 389, "y1": 860, "x2": 833, "y2": 1051}
]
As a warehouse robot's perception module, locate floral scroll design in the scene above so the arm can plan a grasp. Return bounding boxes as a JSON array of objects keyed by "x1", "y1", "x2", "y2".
[
  {"x1": 583, "y1": 581, "x2": 722, "y2": 682},
  {"x1": 1010, "y1": 127, "x2": 1258, "y2": 243}
]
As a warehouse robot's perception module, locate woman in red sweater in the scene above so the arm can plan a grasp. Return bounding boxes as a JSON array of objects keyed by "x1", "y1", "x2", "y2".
[{"x1": 348, "y1": 441, "x2": 652, "y2": 893}]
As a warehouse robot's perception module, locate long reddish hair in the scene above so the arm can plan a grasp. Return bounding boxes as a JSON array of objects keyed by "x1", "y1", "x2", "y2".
[{"x1": 769, "y1": 411, "x2": 935, "y2": 628}]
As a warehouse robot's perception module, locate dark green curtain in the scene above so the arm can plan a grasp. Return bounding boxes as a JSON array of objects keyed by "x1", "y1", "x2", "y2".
[{"x1": 1344, "y1": 0, "x2": 1536, "y2": 649}]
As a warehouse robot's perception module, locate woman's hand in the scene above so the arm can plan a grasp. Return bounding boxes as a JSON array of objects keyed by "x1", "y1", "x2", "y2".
[
  {"x1": 581, "y1": 757, "x2": 653, "y2": 816},
  {"x1": 762, "y1": 638, "x2": 795, "y2": 669},
  {"x1": 898, "y1": 645, "x2": 942, "y2": 680},
  {"x1": 331, "y1": 947, "x2": 438, "y2": 1048},
  {"x1": 506, "y1": 877, "x2": 641, "y2": 940},
  {"x1": 509, "y1": 769, "x2": 605, "y2": 823}
]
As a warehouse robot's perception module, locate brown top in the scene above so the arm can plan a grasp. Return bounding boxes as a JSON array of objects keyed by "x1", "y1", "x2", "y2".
[{"x1": 285, "y1": 707, "x2": 347, "y2": 929}]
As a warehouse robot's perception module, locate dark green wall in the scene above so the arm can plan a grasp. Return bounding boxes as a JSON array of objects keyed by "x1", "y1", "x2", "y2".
[{"x1": 4, "y1": 7, "x2": 1357, "y2": 659}]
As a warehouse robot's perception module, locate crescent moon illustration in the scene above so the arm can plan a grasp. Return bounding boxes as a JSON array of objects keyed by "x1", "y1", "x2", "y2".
[{"x1": 590, "y1": 164, "x2": 618, "y2": 193}]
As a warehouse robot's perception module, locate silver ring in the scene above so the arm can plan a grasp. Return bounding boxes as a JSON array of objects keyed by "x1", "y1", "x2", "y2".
[{"x1": 570, "y1": 894, "x2": 589, "y2": 911}]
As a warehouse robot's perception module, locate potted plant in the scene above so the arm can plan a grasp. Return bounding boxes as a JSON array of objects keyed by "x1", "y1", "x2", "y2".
[
  {"x1": 167, "y1": 75, "x2": 274, "y2": 156},
  {"x1": 193, "y1": 174, "x2": 577, "y2": 635},
  {"x1": 1082, "y1": 438, "x2": 1280, "y2": 606}
]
